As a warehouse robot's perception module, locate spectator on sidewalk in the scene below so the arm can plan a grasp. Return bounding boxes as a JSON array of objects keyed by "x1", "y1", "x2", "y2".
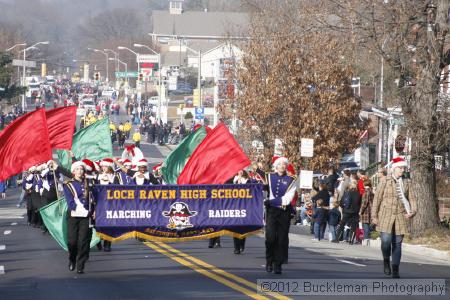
[
  {"x1": 312, "y1": 199, "x2": 327, "y2": 241},
  {"x1": 335, "y1": 180, "x2": 361, "y2": 244},
  {"x1": 312, "y1": 183, "x2": 330, "y2": 207},
  {"x1": 359, "y1": 179, "x2": 374, "y2": 246},
  {"x1": 325, "y1": 166, "x2": 339, "y2": 196},
  {"x1": 328, "y1": 201, "x2": 341, "y2": 242}
]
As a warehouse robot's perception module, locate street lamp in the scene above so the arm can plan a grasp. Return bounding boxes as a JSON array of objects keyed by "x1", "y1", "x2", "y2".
[
  {"x1": 21, "y1": 41, "x2": 49, "y2": 111},
  {"x1": 104, "y1": 49, "x2": 119, "y2": 72},
  {"x1": 117, "y1": 46, "x2": 140, "y2": 73},
  {"x1": 134, "y1": 43, "x2": 163, "y2": 121},
  {"x1": 5, "y1": 43, "x2": 26, "y2": 52},
  {"x1": 88, "y1": 48, "x2": 109, "y2": 83},
  {"x1": 184, "y1": 45, "x2": 202, "y2": 108}
]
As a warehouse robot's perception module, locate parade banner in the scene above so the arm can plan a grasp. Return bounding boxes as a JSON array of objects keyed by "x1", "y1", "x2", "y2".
[{"x1": 94, "y1": 184, "x2": 264, "y2": 242}]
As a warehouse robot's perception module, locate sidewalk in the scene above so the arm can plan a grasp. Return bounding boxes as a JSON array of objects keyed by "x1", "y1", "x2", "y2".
[{"x1": 286, "y1": 224, "x2": 450, "y2": 265}]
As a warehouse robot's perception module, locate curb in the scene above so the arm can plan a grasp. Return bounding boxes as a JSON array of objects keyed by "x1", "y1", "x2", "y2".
[{"x1": 368, "y1": 238, "x2": 450, "y2": 262}]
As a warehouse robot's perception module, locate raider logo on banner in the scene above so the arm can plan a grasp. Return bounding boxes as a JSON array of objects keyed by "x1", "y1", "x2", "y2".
[{"x1": 93, "y1": 184, "x2": 264, "y2": 242}]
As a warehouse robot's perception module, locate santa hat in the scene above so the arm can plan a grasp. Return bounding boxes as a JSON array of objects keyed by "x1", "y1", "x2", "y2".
[
  {"x1": 287, "y1": 163, "x2": 296, "y2": 175},
  {"x1": 136, "y1": 159, "x2": 148, "y2": 167},
  {"x1": 123, "y1": 159, "x2": 132, "y2": 166},
  {"x1": 273, "y1": 156, "x2": 289, "y2": 168},
  {"x1": 117, "y1": 158, "x2": 125, "y2": 164},
  {"x1": 100, "y1": 158, "x2": 114, "y2": 168},
  {"x1": 82, "y1": 159, "x2": 95, "y2": 173},
  {"x1": 391, "y1": 157, "x2": 407, "y2": 169},
  {"x1": 153, "y1": 162, "x2": 163, "y2": 172},
  {"x1": 71, "y1": 161, "x2": 86, "y2": 173},
  {"x1": 271, "y1": 156, "x2": 280, "y2": 165}
]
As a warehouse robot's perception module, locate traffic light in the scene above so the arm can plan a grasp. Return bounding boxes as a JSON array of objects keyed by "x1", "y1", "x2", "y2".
[
  {"x1": 139, "y1": 73, "x2": 144, "y2": 82},
  {"x1": 95, "y1": 72, "x2": 99, "y2": 81}
]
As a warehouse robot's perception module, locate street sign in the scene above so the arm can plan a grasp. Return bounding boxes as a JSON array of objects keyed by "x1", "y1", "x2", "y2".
[
  {"x1": 299, "y1": 170, "x2": 313, "y2": 189},
  {"x1": 137, "y1": 54, "x2": 159, "y2": 63},
  {"x1": 12, "y1": 59, "x2": 36, "y2": 68},
  {"x1": 195, "y1": 107, "x2": 204, "y2": 120},
  {"x1": 115, "y1": 71, "x2": 138, "y2": 78},
  {"x1": 140, "y1": 62, "x2": 159, "y2": 70},
  {"x1": 391, "y1": 116, "x2": 405, "y2": 126},
  {"x1": 300, "y1": 138, "x2": 314, "y2": 157}
]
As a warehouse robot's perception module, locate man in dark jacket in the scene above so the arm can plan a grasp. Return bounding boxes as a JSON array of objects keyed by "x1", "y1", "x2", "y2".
[
  {"x1": 335, "y1": 180, "x2": 361, "y2": 244},
  {"x1": 325, "y1": 166, "x2": 339, "y2": 195}
]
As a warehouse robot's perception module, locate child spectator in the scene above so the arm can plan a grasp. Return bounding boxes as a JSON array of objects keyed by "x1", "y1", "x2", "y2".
[
  {"x1": 312, "y1": 199, "x2": 327, "y2": 241},
  {"x1": 328, "y1": 201, "x2": 342, "y2": 242}
]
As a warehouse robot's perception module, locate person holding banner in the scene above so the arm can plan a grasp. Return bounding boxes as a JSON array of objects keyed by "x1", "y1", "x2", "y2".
[
  {"x1": 113, "y1": 158, "x2": 159, "y2": 186},
  {"x1": 264, "y1": 157, "x2": 297, "y2": 274},
  {"x1": 96, "y1": 158, "x2": 119, "y2": 252},
  {"x1": 115, "y1": 159, "x2": 134, "y2": 185},
  {"x1": 371, "y1": 157, "x2": 417, "y2": 279},
  {"x1": 64, "y1": 161, "x2": 93, "y2": 274}
]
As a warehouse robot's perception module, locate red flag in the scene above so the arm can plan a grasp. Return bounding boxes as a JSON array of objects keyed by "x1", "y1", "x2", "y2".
[
  {"x1": 177, "y1": 123, "x2": 251, "y2": 184},
  {"x1": 0, "y1": 109, "x2": 52, "y2": 181},
  {"x1": 46, "y1": 106, "x2": 77, "y2": 149}
]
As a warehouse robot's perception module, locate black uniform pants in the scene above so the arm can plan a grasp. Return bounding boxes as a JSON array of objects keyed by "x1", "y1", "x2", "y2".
[
  {"x1": 265, "y1": 207, "x2": 290, "y2": 267},
  {"x1": 67, "y1": 215, "x2": 92, "y2": 270},
  {"x1": 233, "y1": 237, "x2": 246, "y2": 251}
]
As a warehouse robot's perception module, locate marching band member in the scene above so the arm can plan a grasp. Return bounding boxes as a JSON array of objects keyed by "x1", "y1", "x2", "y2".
[
  {"x1": 23, "y1": 167, "x2": 36, "y2": 226},
  {"x1": 97, "y1": 158, "x2": 118, "y2": 186},
  {"x1": 264, "y1": 157, "x2": 297, "y2": 274},
  {"x1": 96, "y1": 158, "x2": 118, "y2": 252},
  {"x1": 113, "y1": 158, "x2": 159, "y2": 186},
  {"x1": 152, "y1": 163, "x2": 164, "y2": 184},
  {"x1": 115, "y1": 159, "x2": 134, "y2": 185},
  {"x1": 64, "y1": 161, "x2": 92, "y2": 274}
]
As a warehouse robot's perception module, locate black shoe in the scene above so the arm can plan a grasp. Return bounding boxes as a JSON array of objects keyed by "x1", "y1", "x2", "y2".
[
  {"x1": 274, "y1": 264, "x2": 282, "y2": 274},
  {"x1": 208, "y1": 245, "x2": 214, "y2": 248},
  {"x1": 265, "y1": 262, "x2": 273, "y2": 273},
  {"x1": 240, "y1": 247, "x2": 245, "y2": 253},
  {"x1": 76, "y1": 269, "x2": 84, "y2": 274},
  {"x1": 383, "y1": 258, "x2": 391, "y2": 275},
  {"x1": 234, "y1": 249, "x2": 241, "y2": 254},
  {"x1": 392, "y1": 265, "x2": 400, "y2": 278},
  {"x1": 69, "y1": 262, "x2": 75, "y2": 271},
  {"x1": 96, "y1": 243, "x2": 102, "y2": 250},
  {"x1": 214, "y1": 242, "x2": 221, "y2": 248}
]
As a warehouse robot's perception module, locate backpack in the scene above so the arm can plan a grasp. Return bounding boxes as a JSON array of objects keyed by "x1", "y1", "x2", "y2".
[{"x1": 342, "y1": 191, "x2": 352, "y2": 209}]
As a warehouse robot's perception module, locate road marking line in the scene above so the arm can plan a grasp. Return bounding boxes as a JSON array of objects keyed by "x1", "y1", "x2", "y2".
[
  {"x1": 144, "y1": 242, "x2": 269, "y2": 300},
  {"x1": 156, "y1": 242, "x2": 291, "y2": 300},
  {"x1": 10, "y1": 223, "x2": 17, "y2": 226},
  {"x1": 0, "y1": 266, "x2": 4, "y2": 275},
  {"x1": 0, "y1": 245, "x2": 5, "y2": 251},
  {"x1": 337, "y1": 259, "x2": 366, "y2": 267},
  {"x1": 4, "y1": 230, "x2": 11, "y2": 235}
]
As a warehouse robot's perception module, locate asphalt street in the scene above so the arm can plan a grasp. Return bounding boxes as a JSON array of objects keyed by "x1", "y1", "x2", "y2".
[{"x1": 1, "y1": 107, "x2": 449, "y2": 300}]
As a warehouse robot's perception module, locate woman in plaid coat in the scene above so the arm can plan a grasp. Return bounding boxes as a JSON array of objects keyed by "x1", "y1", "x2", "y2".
[
  {"x1": 359, "y1": 179, "x2": 373, "y2": 245},
  {"x1": 371, "y1": 157, "x2": 417, "y2": 279}
]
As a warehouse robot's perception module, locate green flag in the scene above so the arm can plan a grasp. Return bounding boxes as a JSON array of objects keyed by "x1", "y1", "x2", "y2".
[
  {"x1": 161, "y1": 127, "x2": 207, "y2": 184},
  {"x1": 40, "y1": 198, "x2": 101, "y2": 251},
  {"x1": 57, "y1": 118, "x2": 113, "y2": 170}
]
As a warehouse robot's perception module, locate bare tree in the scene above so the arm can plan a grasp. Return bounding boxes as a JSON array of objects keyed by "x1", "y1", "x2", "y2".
[
  {"x1": 235, "y1": 0, "x2": 365, "y2": 170},
  {"x1": 324, "y1": 0, "x2": 450, "y2": 236}
]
